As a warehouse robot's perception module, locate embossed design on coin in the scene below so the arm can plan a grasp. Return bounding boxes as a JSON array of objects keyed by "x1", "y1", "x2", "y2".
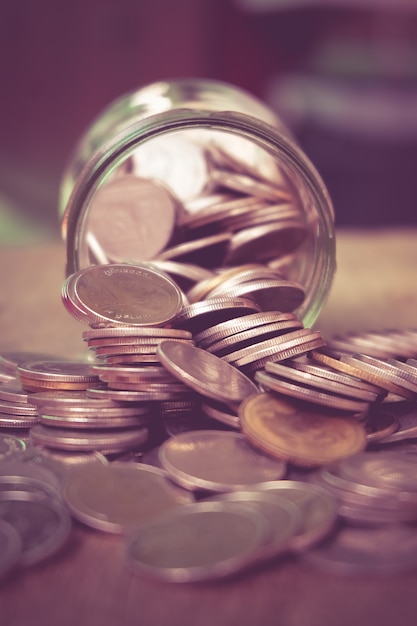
[
  {"x1": 66, "y1": 264, "x2": 184, "y2": 327},
  {"x1": 239, "y1": 393, "x2": 367, "y2": 467}
]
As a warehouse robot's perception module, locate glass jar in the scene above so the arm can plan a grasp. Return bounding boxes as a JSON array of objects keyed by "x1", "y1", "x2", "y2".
[{"x1": 59, "y1": 79, "x2": 336, "y2": 328}]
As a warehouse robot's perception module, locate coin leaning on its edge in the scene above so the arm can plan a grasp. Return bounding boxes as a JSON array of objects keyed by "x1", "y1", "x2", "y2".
[{"x1": 63, "y1": 264, "x2": 184, "y2": 327}]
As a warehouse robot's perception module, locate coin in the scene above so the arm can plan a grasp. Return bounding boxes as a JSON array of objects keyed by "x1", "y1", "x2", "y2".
[
  {"x1": 206, "y1": 490, "x2": 301, "y2": 561},
  {"x1": 156, "y1": 340, "x2": 258, "y2": 407},
  {"x1": 159, "y1": 430, "x2": 286, "y2": 492},
  {"x1": 171, "y1": 297, "x2": 260, "y2": 335},
  {"x1": 126, "y1": 500, "x2": 271, "y2": 582},
  {"x1": 157, "y1": 232, "x2": 231, "y2": 269},
  {"x1": 239, "y1": 393, "x2": 367, "y2": 467},
  {"x1": 209, "y1": 169, "x2": 291, "y2": 203},
  {"x1": 62, "y1": 462, "x2": 194, "y2": 533},
  {"x1": 17, "y1": 360, "x2": 98, "y2": 384},
  {"x1": 194, "y1": 311, "x2": 298, "y2": 347},
  {"x1": 0, "y1": 519, "x2": 21, "y2": 578},
  {"x1": 264, "y1": 360, "x2": 378, "y2": 402},
  {"x1": 303, "y1": 523, "x2": 417, "y2": 575},
  {"x1": 85, "y1": 175, "x2": 179, "y2": 263},
  {"x1": 251, "y1": 480, "x2": 338, "y2": 552},
  {"x1": 132, "y1": 134, "x2": 208, "y2": 201},
  {"x1": 208, "y1": 278, "x2": 305, "y2": 313},
  {"x1": 225, "y1": 221, "x2": 308, "y2": 265},
  {"x1": 340, "y1": 354, "x2": 416, "y2": 400},
  {"x1": 0, "y1": 433, "x2": 26, "y2": 460},
  {"x1": 30, "y1": 424, "x2": 149, "y2": 454},
  {"x1": 66, "y1": 263, "x2": 184, "y2": 327},
  {"x1": 0, "y1": 491, "x2": 72, "y2": 566}
]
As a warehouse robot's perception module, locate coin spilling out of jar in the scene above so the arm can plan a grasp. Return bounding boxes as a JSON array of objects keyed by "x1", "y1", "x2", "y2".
[{"x1": 60, "y1": 79, "x2": 336, "y2": 328}]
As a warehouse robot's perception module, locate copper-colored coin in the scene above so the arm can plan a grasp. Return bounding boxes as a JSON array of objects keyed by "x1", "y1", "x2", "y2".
[
  {"x1": 157, "y1": 340, "x2": 258, "y2": 407},
  {"x1": 239, "y1": 393, "x2": 367, "y2": 467}
]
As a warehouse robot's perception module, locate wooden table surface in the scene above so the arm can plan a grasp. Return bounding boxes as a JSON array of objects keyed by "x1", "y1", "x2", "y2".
[{"x1": 1, "y1": 228, "x2": 417, "y2": 626}]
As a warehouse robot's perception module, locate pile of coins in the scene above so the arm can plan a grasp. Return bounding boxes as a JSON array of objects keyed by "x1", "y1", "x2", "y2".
[
  {"x1": 1, "y1": 136, "x2": 417, "y2": 580},
  {"x1": 1, "y1": 253, "x2": 417, "y2": 579}
]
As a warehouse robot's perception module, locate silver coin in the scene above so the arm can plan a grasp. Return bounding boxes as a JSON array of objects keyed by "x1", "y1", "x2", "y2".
[
  {"x1": 0, "y1": 433, "x2": 26, "y2": 461},
  {"x1": 208, "y1": 278, "x2": 305, "y2": 313},
  {"x1": 17, "y1": 361, "x2": 98, "y2": 384},
  {"x1": 82, "y1": 326, "x2": 192, "y2": 341},
  {"x1": 303, "y1": 523, "x2": 417, "y2": 575},
  {"x1": 126, "y1": 500, "x2": 271, "y2": 582},
  {"x1": 62, "y1": 461, "x2": 194, "y2": 533},
  {"x1": 0, "y1": 399, "x2": 38, "y2": 416},
  {"x1": 264, "y1": 360, "x2": 378, "y2": 402},
  {"x1": 223, "y1": 328, "x2": 324, "y2": 365},
  {"x1": 0, "y1": 380, "x2": 32, "y2": 404},
  {"x1": 251, "y1": 480, "x2": 338, "y2": 552},
  {"x1": 194, "y1": 311, "x2": 298, "y2": 347},
  {"x1": 132, "y1": 134, "x2": 208, "y2": 202},
  {"x1": 171, "y1": 297, "x2": 260, "y2": 335},
  {"x1": 0, "y1": 460, "x2": 62, "y2": 500},
  {"x1": 255, "y1": 370, "x2": 370, "y2": 413},
  {"x1": 200, "y1": 400, "x2": 240, "y2": 429},
  {"x1": 30, "y1": 424, "x2": 149, "y2": 454},
  {"x1": 85, "y1": 175, "x2": 179, "y2": 263},
  {"x1": 68, "y1": 263, "x2": 184, "y2": 327},
  {"x1": 159, "y1": 430, "x2": 286, "y2": 492},
  {"x1": 157, "y1": 232, "x2": 231, "y2": 269},
  {"x1": 0, "y1": 491, "x2": 72, "y2": 566},
  {"x1": 0, "y1": 519, "x2": 21, "y2": 578},
  {"x1": 225, "y1": 221, "x2": 307, "y2": 266},
  {"x1": 206, "y1": 490, "x2": 302, "y2": 561},
  {"x1": 156, "y1": 340, "x2": 258, "y2": 407},
  {"x1": 209, "y1": 169, "x2": 291, "y2": 203}
]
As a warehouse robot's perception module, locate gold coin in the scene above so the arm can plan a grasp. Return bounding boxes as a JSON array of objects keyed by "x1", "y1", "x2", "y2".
[{"x1": 239, "y1": 393, "x2": 367, "y2": 468}]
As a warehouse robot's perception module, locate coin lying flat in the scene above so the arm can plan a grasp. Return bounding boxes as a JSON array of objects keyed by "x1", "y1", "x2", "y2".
[
  {"x1": 159, "y1": 429, "x2": 286, "y2": 492},
  {"x1": 64, "y1": 263, "x2": 184, "y2": 327},
  {"x1": 303, "y1": 523, "x2": 417, "y2": 575},
  {"x1": 252, "y1": 480, "x2": 338, "y2": 552},
  {"x1": 126, "y1": 500, "x2": 271, "y2": 582},
  {"x1": 239, "y1": 393, "x2": 367, "y2": 467},
  {"x1": 206, "y1": 490, "x2": 302, "y2": 561},
  {"x1": 156, "y1": 340, "x2": 258, "y2": 407},
  {"x1": 62, "y1": 462, "x2": 194, "y2": 533}
]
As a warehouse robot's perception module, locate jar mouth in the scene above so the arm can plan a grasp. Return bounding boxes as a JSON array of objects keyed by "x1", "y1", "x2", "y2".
[{"x1": 62, "y1": 108, "x2": 335, "y2": 328}]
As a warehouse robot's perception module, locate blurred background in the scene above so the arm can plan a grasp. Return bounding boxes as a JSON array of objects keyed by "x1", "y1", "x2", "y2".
[{"x1": 1, "y1": 0, "x2": 417, "y2": 244}]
